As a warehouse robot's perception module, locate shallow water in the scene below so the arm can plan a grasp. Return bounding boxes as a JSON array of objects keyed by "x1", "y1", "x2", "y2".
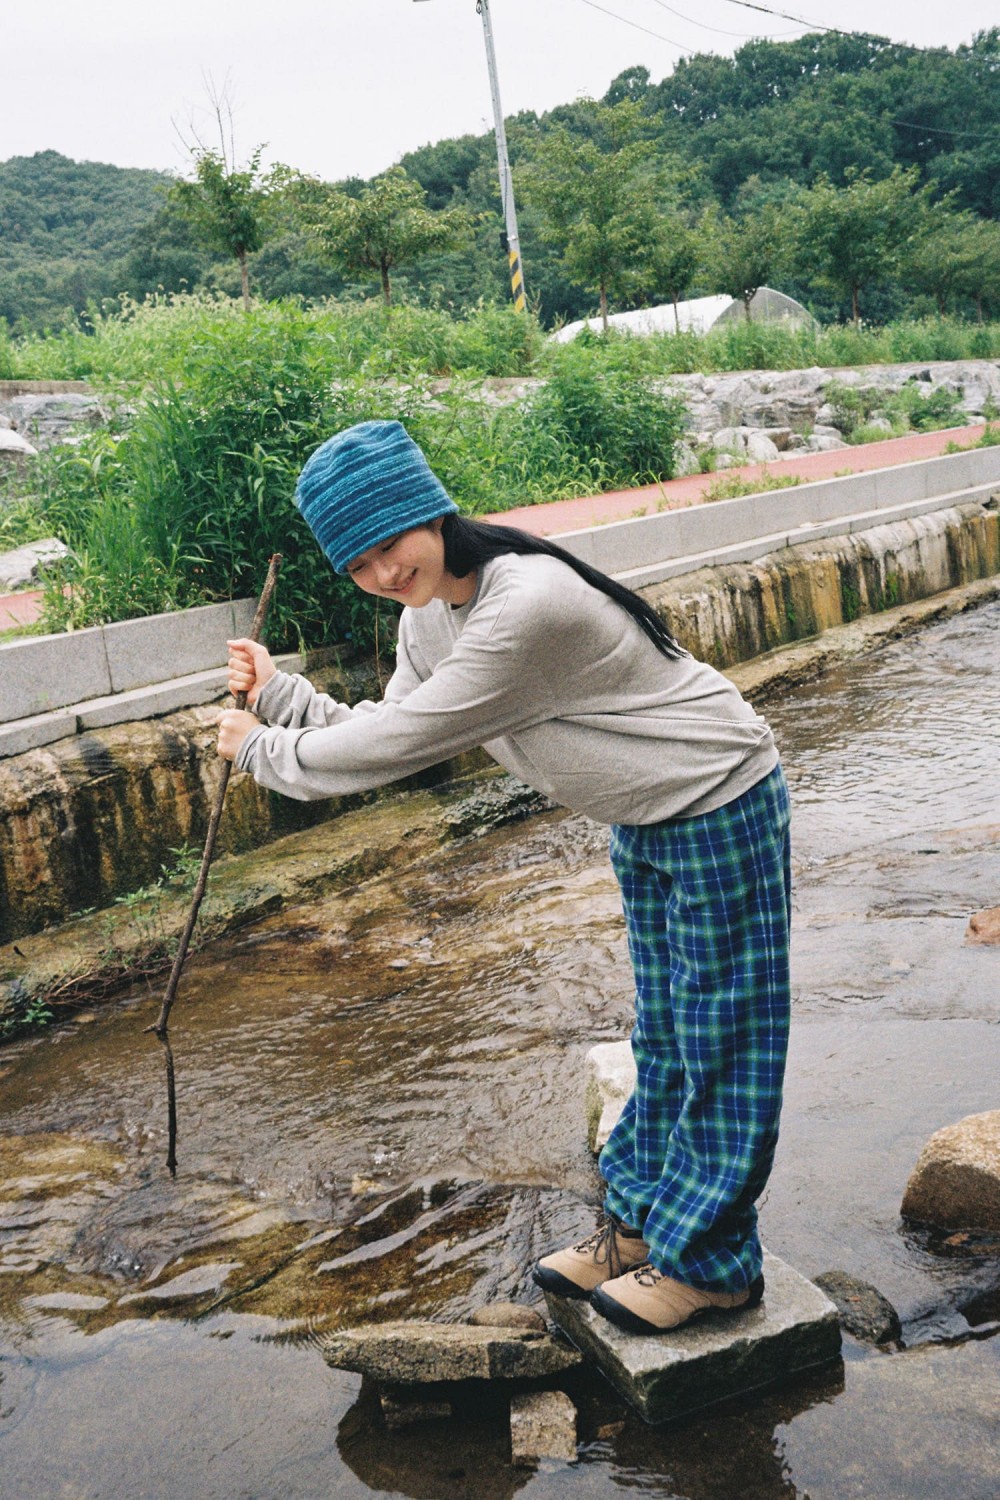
[{"x1": 2, "y1": 602, "x2": 999, "y2": 1498}]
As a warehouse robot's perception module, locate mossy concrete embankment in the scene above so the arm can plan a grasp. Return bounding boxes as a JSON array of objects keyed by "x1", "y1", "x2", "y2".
[
  {"x1": 644, "y1": 496, "x2": 1000, "y2": 669},
  {"x1": 1, "y1": 496, "x2": 998, "y2": 1031}
]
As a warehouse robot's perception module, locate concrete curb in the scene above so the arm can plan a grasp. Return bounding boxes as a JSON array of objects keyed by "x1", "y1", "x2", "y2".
[{"x1": 0, "y1": 598, "x2": 276, "y2": 755}]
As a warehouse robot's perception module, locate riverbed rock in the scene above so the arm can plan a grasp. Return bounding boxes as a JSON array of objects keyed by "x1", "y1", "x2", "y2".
[
  {"x1": 318, "y1": 1320, "x2": 582, "y2": 1383},
  {"x1": 966, "y1": 906, "x2": 1000, "y2": 944},
  {"x1": 812, "y1": 1270, "x2": 902, "y2": 1344},
  {"x1": 584, "y1": 1040, "x2": 634, "y2": 1152},
  {"x1": 901, "y1": 1110, "x2": 1000, "y2": 1231},
  {"x1": 469, "y1": 1302, "x2": 547, "y2": 1331},
  {"x1": 509, "y1": 1390, "x2": 577, "y2": 1464}
]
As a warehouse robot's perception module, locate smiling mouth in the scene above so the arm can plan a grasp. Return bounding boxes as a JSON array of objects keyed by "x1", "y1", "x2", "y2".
[{"x1": 387, "y1": 571, "x2": 416, "y2": 594}]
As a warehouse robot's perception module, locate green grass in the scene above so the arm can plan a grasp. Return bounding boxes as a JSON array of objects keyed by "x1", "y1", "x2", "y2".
[{"x1": 700, "y1": 470, "x2": 802, "y2": 502}]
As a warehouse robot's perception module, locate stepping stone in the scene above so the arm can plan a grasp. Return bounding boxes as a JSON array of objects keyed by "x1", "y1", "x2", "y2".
[
  {"x1": 319, "y1": 1320, "x2": 582, "y2": 1383},
  {"x1": 543, "y1": 1251, "x2": 840, "y2": 1424}
]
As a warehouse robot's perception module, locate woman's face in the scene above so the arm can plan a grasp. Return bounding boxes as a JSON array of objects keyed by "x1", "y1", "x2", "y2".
[{"x1": 345, "y1": 518, "x2": 475, "y2": 608}]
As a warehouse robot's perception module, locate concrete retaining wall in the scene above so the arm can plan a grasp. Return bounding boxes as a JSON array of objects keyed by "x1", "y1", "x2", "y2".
[
  {"x1": 1, "y1": 600, "x2": 258, "y2": 757},
  {"x1": 558, "y1": 446, "x2": 1000, "y2": 589}
]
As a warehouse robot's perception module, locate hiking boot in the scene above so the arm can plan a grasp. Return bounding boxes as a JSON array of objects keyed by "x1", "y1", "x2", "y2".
[
  {"x1": 532, "y1": 1215, "x2": 649, "y2": 1298},
  {"x1": 591, "y1": 1263, "x2": 765, "y2": 1335}
]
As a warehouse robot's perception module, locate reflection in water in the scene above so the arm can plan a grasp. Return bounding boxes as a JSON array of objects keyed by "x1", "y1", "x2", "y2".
[{"x1": 0, "y1": 602, "x2": 999, "y2": 1499}]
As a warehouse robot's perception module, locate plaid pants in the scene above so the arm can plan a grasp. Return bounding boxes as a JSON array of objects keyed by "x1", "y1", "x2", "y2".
[{"x1": 599, "y1": 764, "x2": 791, "y2": 1294}]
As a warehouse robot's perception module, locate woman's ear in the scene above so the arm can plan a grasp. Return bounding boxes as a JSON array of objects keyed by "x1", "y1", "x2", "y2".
[{"x1": 429, "y1": 515, "x2": 445, "y2": 535}]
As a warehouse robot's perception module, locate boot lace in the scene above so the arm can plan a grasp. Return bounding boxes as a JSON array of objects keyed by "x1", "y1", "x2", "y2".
[{"x1": 572, "y1": 1217, "x2": 636, "y2": 1277}]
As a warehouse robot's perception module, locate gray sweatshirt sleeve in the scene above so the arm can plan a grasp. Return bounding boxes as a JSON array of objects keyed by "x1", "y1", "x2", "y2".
[
  {"x1": 235, "y1": 588, "x2": 548, "y2": 801},
  {"x1": 252, "y1": 634, "x2": 424, "y2": 731}
]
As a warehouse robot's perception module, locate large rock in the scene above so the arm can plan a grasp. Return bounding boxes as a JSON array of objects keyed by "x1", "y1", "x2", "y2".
[
  {"x1": 544, "y1": 1250, "x2": 841, "y2": 1424},
  {"x1": 745, "y1": 430, "x2": 782, "y2": 462},
  {"x1": 966, "y1": 907, "x2": 1000, "y2": 944},
  {"x1": 318, "y1": 1320, "x2": 582, "y2": 1383},
  {"x1": 0, "y1": 392, "x2": 114, "y2": 450},
  {"x1": 584, "y1": 1039, "x2": 634, "y2": 1153},
  {"x1": 0, "y1": 428, "x2": 38, "y2": 458},
  {"x1": 0, "y1": 537, "x2": 69, "y2": 590},
  {"x1": 901, "y1": 1110, "x2": 1000, "y2": 1231}
]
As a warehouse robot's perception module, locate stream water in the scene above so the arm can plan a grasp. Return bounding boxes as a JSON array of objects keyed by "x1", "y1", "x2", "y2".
[{"x1": 1, "y1": 602, "x2": 999, "y2": 1499}]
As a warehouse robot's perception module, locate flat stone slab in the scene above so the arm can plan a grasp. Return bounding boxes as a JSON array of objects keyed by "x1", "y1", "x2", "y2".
[
  {"x1": 319, "y1": 1320, "x2": 582, "y2": 1383},
  {"x1": 544, "y1": 1251, "x2": 840, "y2": 1424}
]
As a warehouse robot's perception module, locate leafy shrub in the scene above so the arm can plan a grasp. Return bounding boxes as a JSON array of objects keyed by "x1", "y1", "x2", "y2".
[{"x1": 518, "y1": 346, "x2": 683, "y2": 487}]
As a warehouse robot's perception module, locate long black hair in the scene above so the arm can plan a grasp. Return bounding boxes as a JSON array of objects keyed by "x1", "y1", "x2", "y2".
[{"x1": 441, "y1": 514, "x2": 686, "y2": 660}]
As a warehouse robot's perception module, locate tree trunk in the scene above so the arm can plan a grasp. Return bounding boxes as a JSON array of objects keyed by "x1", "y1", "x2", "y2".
[
  {"x1": 976, "y1": 293, "x2": 985, "y2": 325},
  {"x1": 599, "y1": 283, "x2": 609, "y2": 333},
  {"x1": 937, "y1": 291, "x2": 946, "y2": 318},
  {"x1": 381, "y1": 259, "x2": 392, "y2": 306},
  {"x1": 743, "y1": 293, "x2": 753, "y2": 322},
  {"x1": 238, "y1": 251, "x2": 251, "y2": 313},
  {"x1": 672, "y1": 293, "x2": 680, "y2": 334},
  {"x1": 852, "y1": 286, "x2": 861, "y2": 326}
]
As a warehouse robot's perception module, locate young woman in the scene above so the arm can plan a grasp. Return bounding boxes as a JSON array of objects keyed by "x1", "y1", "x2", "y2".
[{"x1": 217, "y1": 418, "x2": 790, "y2": 1336}]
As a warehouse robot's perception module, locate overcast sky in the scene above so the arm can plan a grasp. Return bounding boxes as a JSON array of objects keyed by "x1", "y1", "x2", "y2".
[{"x1": 5, "y1": 0, "x2": 997, "y2": 184}]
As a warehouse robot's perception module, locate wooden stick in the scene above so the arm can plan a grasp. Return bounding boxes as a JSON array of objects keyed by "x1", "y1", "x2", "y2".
[{"x1": 146, "y1": 553, "x2": 282, "y2": 1174}]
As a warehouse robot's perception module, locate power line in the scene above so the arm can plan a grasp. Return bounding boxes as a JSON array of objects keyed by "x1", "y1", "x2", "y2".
[
  {"x1": 647, "y1": 0, "x2": 799, "y2": 40},
  {"x1": 575, "y1": 0, "x2": 687, "y2": 50},
  {"x1": 718, "y1": 0, "x2": 928, "y2": 53}
]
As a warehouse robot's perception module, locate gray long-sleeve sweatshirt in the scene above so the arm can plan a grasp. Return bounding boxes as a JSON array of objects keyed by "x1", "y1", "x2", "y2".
[{"x1": 236, "y1": 552, "x2": 778, "y2": 825}]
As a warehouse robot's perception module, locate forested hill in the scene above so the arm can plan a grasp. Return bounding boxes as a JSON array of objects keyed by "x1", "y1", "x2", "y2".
[
  {"x1": 3, "y1": 28, "x2": 999, "y2": 332},
  {"x1": 0, "y1": 152, "x2": 176, "y2": 330}
]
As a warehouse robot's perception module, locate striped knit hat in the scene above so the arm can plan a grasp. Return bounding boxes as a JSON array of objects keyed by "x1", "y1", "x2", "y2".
[{"x1": 295, "y1": 420, "x2": 458, "y2": 573}]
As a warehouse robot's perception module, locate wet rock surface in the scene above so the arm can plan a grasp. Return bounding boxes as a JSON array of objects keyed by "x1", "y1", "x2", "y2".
[
  {"x1": 509, "y1": 1389, "x2": 577, "y2": 1464},
  {"x1": 318, "y1": 1320, "x2": 582, "y2": 1383},
  {"x1": 902, "y1": 1111, "x2": 1000, "y2": 1232},
  {"x1": 812, "y1": 1271, "x2": 902, "y2": 1345}
]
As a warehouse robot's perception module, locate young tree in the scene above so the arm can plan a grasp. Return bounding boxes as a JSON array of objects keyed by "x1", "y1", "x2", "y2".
[
  {"x1": 170, "y1": 144, "x2": 270, "y2": 311},
  {"x1": 705, "y1": 204, "x2": 786, "y2": 321},
  {"x1": 907, "y1": 205, "x2": 981, "y2": 316},
  {"x1": 309, "y1": 167, "x2": 474, "y2": 306},
  {"x1": 644, "y1": 211, "x2": 705, "y2": 330},
  {"x1": 518, "y1": 100, "x2": 659, "y2": 331},
  {"x1": 794, "y1": 166, "x2": 930, "y2": 325}
]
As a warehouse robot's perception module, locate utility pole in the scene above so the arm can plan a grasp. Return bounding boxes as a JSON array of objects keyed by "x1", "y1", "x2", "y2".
[
  {"x1": 414, "y1": 0, "x2": 527, "y2": 310},
  {"x1": 478, "y1": 0, "x2": 526, "y2": 311}
]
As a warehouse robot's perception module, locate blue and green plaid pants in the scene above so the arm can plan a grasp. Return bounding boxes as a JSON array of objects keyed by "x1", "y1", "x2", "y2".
[{"x1": 600, "y1": 764, "x2": 791, "y2": 1294}]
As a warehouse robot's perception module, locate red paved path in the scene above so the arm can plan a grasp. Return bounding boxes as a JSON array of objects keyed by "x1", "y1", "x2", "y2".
[
  {"x1": 0, "y1": 423, "x2": 989, "y2": 635},
  {"x1": 486, "y1": 423, "x2": 991, "y2": 535}
]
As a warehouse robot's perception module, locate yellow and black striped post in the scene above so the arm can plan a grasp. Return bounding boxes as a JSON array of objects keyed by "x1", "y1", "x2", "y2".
[{"x1": 508, "y1": 243, "x2": 526, "y2": 313}]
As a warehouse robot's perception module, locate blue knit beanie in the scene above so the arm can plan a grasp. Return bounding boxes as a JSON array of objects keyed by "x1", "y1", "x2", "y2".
[{"x1": 295, "y1": 420, "x2": 458, "y2": 573}]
